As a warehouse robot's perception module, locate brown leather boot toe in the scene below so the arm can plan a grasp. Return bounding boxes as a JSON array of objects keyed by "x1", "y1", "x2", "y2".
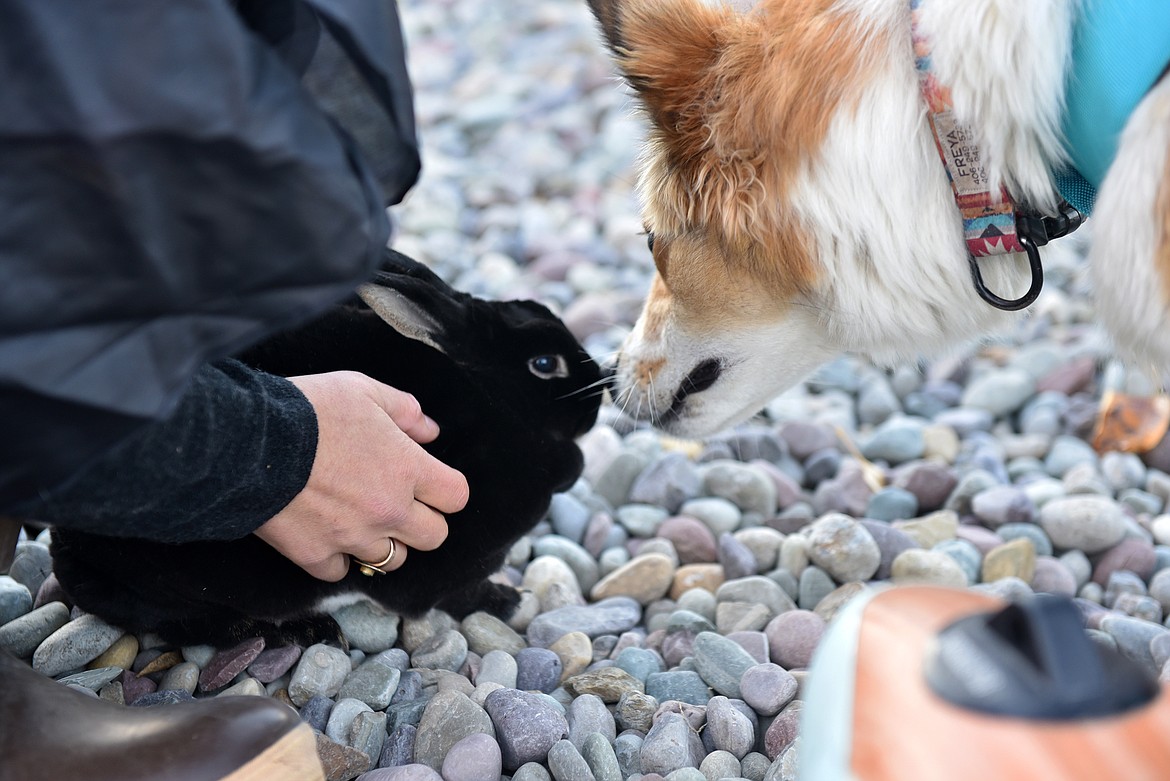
[{"x1": 0, "y1": 652, "x2": 324, "y2": 781}]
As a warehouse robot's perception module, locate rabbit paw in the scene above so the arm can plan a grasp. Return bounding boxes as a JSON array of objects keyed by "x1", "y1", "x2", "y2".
[
  {"x1": 272, "y1": 615, "x2": 349, "y2": 650},
  {"x1": 438, "y1": 581, "x2": 522, "y2": 620}
]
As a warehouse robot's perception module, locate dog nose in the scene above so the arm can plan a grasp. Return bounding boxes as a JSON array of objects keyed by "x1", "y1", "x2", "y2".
[
  {"x1": 599, "y1": 359, "x2": 618, "y2": 392},
  {"x1": 667, "y1": 358, "x2": 722, "y2": 419},
  {"x1": 681, "y1": 358, "x2": 722, "y2": 395}
]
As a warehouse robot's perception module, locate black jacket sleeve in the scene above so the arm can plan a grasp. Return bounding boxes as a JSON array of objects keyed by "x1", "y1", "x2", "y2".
[
  {"x1": 9, "y1": 361, "x2": 317, "y2": 543},
  {"x1": 0, "y1": 0, "x2": 419, "y2": 521}
]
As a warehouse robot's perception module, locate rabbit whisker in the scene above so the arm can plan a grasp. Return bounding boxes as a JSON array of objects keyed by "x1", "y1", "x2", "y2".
[{"x1": 555, "y1": 375, "x2": 613, "y2": 401}]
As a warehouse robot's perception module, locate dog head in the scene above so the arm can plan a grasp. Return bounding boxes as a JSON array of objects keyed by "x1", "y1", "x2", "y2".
[{"x1": 589, "y1": 0, "x2": 882, "y2": 436}]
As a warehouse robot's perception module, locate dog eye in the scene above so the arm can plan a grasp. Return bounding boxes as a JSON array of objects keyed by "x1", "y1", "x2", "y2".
[
  {"x1": 528, "y1": 355, "x2": 569, "y2": 379},
  {"x1": 646, "y1": 232, "x2": 655, "y2": 252}
]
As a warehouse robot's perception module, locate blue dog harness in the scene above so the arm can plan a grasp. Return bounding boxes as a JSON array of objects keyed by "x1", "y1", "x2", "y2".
[{"x1": 1056, "y1": 0, "x2": 1170, "y2": 215}]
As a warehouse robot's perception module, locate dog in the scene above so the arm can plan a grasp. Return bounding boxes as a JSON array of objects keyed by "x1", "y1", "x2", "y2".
[{"x1": 587, "y1": 0, "x2": 1170, "y2": 438}]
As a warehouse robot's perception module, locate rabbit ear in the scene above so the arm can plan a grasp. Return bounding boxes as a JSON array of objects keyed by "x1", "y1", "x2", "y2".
[
  {"x1": 358, "y1": 250, "x2": 469, "y2": 353},
  {"x1": 357, "y1": 283, "x2": 448, "y2": 353}
]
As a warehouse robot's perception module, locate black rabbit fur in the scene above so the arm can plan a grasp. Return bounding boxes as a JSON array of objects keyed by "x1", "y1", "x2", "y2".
[{"x1": 50, "y1": 250, "x2": 603, "y2": 648}]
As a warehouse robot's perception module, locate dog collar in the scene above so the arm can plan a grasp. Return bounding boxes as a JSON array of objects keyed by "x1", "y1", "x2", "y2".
[{"x1": 910, "y1": 0, "x2": 1082, "y2": 312}]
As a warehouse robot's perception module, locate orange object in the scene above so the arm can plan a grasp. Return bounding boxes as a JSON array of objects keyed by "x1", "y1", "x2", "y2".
[
  {"x1": 800, "y1": 586, "x2": 1170, "y2": 780},
  {"x1": 1092, "y1": 390, "x2": 1170, "y2": 453}
]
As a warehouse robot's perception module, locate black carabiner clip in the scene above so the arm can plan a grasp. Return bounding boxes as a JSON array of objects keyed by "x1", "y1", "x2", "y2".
[{"x1": 967, "y1": 233, "x2": 1044, "y2": 311}]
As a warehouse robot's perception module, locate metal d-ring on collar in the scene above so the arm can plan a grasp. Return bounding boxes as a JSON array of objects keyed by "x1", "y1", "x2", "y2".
[{"x1": 967, "y1": 199, "x2": 1086, "y2": 312}]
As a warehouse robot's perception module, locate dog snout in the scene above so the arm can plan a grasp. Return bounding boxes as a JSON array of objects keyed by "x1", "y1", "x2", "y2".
[
  {"x1": 599, "y1": 359, "x2": 618, "y2": 393},
  {"x1": 681, "y1": 358, "x2": 722, "y2": 396}
]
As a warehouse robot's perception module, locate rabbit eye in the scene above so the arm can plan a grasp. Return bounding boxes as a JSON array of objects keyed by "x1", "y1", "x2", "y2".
[{"x1": 528, "y1": 355, "x2": 569, "y2": 379}]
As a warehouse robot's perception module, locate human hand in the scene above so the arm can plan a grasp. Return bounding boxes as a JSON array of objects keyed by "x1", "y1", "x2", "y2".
[{"x1": 254, "y1": 371, "x2": 469, "y2": 581}]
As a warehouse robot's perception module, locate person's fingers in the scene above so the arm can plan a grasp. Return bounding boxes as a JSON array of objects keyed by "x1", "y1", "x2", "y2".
[
  {"x1": 389, "y1": 502, "x2": 450, "y2": 552},
  {"x1": 353, "y1": 536, "x2": 398, "y2": 569},
  {"x1": 414, "y1": 458, "x2": 470, "y2": 516},
  {"x1": 351, "y1": 535, "x2": 410, "y2": 574},
  {"x1": 366, "y1": 379, "x2": 468, "y2": 511},
  {"x1": 299, "y1": 551, "x2": 350, "y2": 583},
  {"x1": 370, "y1": 384, "x2": 440, "y2": 444}
]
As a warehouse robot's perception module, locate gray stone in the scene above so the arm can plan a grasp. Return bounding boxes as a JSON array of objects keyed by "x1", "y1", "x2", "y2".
[
  {"x1": 865, "y1": 487, "x2": 918, "y2": 522},
  {"x1": 646, "y1": 671, "x2": 711, "y2": 706},
  {"x1": 511, "y1": 763, "x2": 553, "y2": 781},
  {"x1": 629, "y1": 453, "x2": 704, "y2": 514},
  {"x1": 596, "y1": 452, "x2": 653, "y2": 508},
  {"x1": 56, "y1": 666, "x2": 123, "y2": 691},
  {"x1": 692, "y1": 631, "x2": 759, "y2": 698},
  {"x1": 933, "y1": 539, "x2": 983, "y2": 585},
  {"x1": 461, "y1": 611, "x2": 527, "y2": 656},
  {"x1": 1045, "y1": 436, "x2": 1099, "y2": 477},
  {"x1": 615, "y1": 504, "x2": 669, "y2": 537},
  {"x1": 960, "y1": 369, "x2": 1035, "y2": 417},
  {"x1": 615, "y1": 690, "x2": 659, "y2": 732},
  {"x1": 1039, "y1": 496, "x2": 1128, "y2": 554},
  {"x1": 548, "y1": 738, "x2": 596, "y2": 781},
  {"x1": 338, "y1": 656, "x2": 402, "y2": 711},
  {"x1": 581, "y1": 731, "x2": 623, "y2": 781},
  {"x1": 702, "y1": 461, "x2": 777, "y2": 516},
  {"x1": 567, "y1": 693, "x2": 616, "y2": 749},
  {"x1": 8, "y1": 542, "x2": 52, "y2": 597},
  {"x1": 805, "y1": 514, "x2": 880, "y2": 582},
  {"x1": 614, "y1": 733, "x2": 644, "y2": 780},
  {"x1": 32, "y1": 613, "x2": 124, "y2": 677},
  {"x1": 410, "y1": 628, "x2": 468, "y2": 672},
  {"x1": 640, "y1": 712, "x2": 705, "y2": 776},
  {"x1": 857, "y1": 375, "x2": 901, "y2": 425},
  {"x1": 860, "y1": 418, "x2": 925, "y2": 464},
  {"x1": 971, "y1": 486, "x2": 1035, "y2": 527},
  {"x1": 700, "y1": 750, "x2": 743, "y2": 781},
  {"x1": 0, "y1": 576, "x2": 33, "y2": 625},
  {"x1": 515, "y1": 647, "x2": 563, "y2": 693},
  {"x1": 476, "y1": 649, "x2": 518, "y2": 690},
  {"x1": 414, "y1": 691, "x2": 493, "y2": 771},
  {"x1": 1100, "y1": 614, "x2": 1170, "y2": 675},
  {"x1": 719, "y1": 533, "x2": 760, "y2": 580},
  {"x1": 157, "y1": 662, "x2": 200, "y2": 695},
  {"x1": 532, "y1": 536, "x2": 602, "y2": 594},
  {"x1": 289, "y1": 643, "x2": 352, "y2": 706},
  {"x1": 679, "y1": 498, "x2": 744, "y2": 538},
  {"x1": 548, "y1": 492, "x2": 594, "y2": 543},
  {"x1": 998, "y1": 523, "x2": 1054, "y2": 558},
  {"x1": 331, "y1": 600, "x2": 400, "y2": 653},
  {"x1": 716, "y1": 577, "x2": 797, "y2": 617},
  {"x1": 298, "y1": 695, "x2": 334, "y2": 733},
  {"x1": 326, "y1": 697, "x2": 373, "y2": 745},
  {"x1": 739, "y1": 663, "x2": 798, "y2": 717},
  {"x1": 484, "y1": 688, "x2": 569, "y2": 771},
  {"x1": 797, "y1": 567, "x2": 836, "y2": 611},
  {"x1": 614, "y1": 646, "x2": 665, "y2": 683},
  {"x1": 525, "y1": 597, "x2": 643, "y2": 648},
  {"x1": 705, "y1": 695, "x2": 755, "y2": 759},
  {"x1": 440, "y1": 732, "x2": 501, "y2": 781},
  {"x1": 0, "y1": 601, "x2": 69, "y2": 658}
]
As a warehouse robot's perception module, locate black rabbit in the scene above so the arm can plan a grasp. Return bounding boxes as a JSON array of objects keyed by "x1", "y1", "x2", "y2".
[{"x1": 50, "y1": 250, "x2": 604, "y2": 648}]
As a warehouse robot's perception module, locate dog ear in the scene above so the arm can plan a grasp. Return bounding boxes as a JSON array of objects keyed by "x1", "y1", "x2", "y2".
[
  {"x1": 586, "y1": 0, "x2": 626, "y2": 54},
  {"x1": 586, "y1": 0, "x2": 729, "y2": 160}
]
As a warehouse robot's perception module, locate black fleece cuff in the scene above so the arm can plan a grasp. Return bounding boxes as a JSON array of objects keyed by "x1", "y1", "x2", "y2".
[{"x1": 14, "y1": 359, "x2": 317, "y2": 543}]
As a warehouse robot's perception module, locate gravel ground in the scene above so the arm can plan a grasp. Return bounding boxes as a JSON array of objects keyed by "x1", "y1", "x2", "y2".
[{"x1": 6, "y1": 2, "x2": 1170, "y2": 780}]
